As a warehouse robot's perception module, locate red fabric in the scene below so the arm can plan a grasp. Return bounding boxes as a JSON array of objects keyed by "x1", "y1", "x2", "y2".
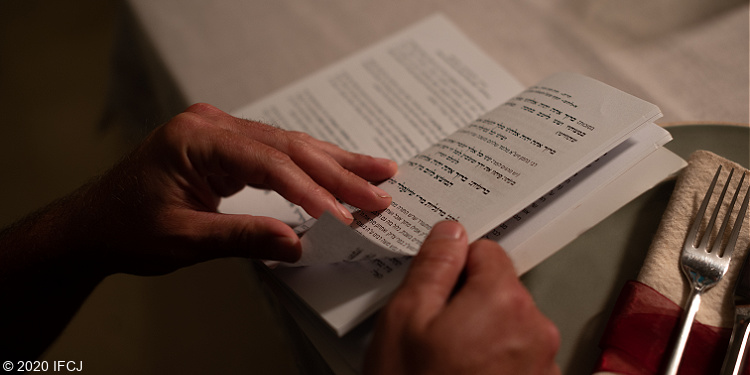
[{"x1": 595, "y1": 280, "x2": 746, "y2": 375}]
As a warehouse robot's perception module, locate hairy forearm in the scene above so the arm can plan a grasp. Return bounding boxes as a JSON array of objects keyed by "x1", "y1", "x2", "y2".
[{"x1": 0, "y1": 184, "x2": 105, "y2": 360}]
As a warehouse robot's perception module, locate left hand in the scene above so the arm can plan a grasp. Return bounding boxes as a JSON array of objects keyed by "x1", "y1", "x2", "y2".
[
  {"x1": 78, "y1": 103, "x2": 397, "y2": 275},
  {"x1": 1, "y1": 103, "x2": 398, "y2": 358}
]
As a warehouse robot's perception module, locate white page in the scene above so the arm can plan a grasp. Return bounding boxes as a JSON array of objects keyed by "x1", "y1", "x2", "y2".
[
  {"x1": 295, "y1": 72, "x2": 662, "y2": 265},
  {"x1": 272, "y1": 124, "x2": 683, "y2": 335},
  {"x1": 220, "y1": 15, "x2": 523, "y2": 222},
  {"x1": 487, "y1": 121, "x2": 672, "y2": 254}
]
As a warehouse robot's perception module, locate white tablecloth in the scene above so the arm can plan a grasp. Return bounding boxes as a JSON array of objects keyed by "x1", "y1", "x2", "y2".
[{"x1": 114, "y1": 0, "x2": 749, "y2": 128}]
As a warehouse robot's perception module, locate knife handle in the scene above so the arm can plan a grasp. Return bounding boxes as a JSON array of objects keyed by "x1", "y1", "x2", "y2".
[{"x1": 720, "y1": 309, "x2": 750, "y2": 375}]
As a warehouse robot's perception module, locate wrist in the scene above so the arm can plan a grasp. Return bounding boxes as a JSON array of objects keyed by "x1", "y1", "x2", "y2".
[{"x1": 0, "y1": 181, "x2": 110, "y2": 283}]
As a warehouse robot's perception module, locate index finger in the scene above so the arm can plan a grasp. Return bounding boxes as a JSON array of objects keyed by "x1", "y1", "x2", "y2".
[{"x1": 185, "y1": 103, "x2": 398, "y2": 182}]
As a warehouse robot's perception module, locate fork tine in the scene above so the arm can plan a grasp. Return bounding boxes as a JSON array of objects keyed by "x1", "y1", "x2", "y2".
[
  {"x1": 700, "y1": 168, "x2": 734, "y2": 252},
  {"x1": 721, "y1": 172, "x2": 749, "y2": 258},
  {"x1": 702, "y1": 167, "x2": 736, "y2": 253},
  {"x1": 685, "y1": 166, "x2": 722, "y2": 248}
]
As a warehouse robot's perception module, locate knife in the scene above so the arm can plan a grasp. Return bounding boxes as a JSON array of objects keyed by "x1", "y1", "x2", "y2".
[{"x1": 720, "y1": 253, "x2": 750, "y2": 375}]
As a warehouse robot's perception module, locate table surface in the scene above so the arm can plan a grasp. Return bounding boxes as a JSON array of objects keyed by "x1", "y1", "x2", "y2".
[
  {"x1": 115, "y1": 0, "x2": 748, "y2": 127},
  {"x1": 39, "y1": 1, "x2": 750, "y2": 373}
]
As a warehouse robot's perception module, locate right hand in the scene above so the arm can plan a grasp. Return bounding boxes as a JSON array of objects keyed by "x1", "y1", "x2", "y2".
[{"x1": 364, "y1": 221, "x2": 560, "y2": 375}]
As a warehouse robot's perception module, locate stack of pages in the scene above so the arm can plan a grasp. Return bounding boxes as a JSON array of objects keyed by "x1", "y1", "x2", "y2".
[{"x1": 221, "y1": 15, "x2": 686, "y2": 343}]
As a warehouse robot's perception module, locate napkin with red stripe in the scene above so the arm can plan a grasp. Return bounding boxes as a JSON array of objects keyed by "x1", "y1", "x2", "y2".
[{"x1": 594, "y1": 150, "x2": 750, "y2": 375}]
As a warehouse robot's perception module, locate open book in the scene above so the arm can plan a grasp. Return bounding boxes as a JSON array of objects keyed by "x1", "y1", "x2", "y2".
[{"x1": 221, "y1": 15, "x2": 686, "y2": 339}]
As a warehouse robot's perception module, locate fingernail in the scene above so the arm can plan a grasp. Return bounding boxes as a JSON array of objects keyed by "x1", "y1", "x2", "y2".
[
  {"x1": 374, "y1": 157, "x2": 396, "y2": 165},
  {"x1": 336, "y1": 201, "x2": 354, "y2": 220},
  {"x1": 429, "y1": 221, "x2": 464, "y2": 240},
  {"x1": 370, "y1": 184, "x2": 391, "y2": 199},
  {"x1": 372, "y1": 157, "x2": 398, "y2": 172}
]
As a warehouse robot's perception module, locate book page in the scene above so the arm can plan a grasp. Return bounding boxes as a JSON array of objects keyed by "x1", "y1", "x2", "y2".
[
  {"x1": 219, "y1": 14, "x2": 684, "y2": 336},
  {"x1": 273, "y1": 132, "x2": 683, "y2": 334},
  {"x1": 220, "y1": 15, "x2": 523, "y2": 222},
  {"x1": 295, "y1": 72, "x2": 662, "y2": 265}
]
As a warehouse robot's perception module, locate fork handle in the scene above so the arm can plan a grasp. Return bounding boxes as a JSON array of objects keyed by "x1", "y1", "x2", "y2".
[
  {"x1": 720, "y1": 308, "x2": 750, "y2": 375},
  {"x1": 663, "y1": 289, "x2": 701, "y2": 375}
]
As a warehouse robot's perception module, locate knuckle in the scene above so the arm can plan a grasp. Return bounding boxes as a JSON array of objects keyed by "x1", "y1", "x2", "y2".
[
  {"x1": 330, "y1": 168, "x2": 360, "y2": 192},
  {"x1": 486, "y1": 283, "x2": 534, "y2": 315},
  {"x1": 285, "y1": 132, "x2": 315, "y2": 154},
  {"x1": 150, "y1": 120, "x2": 192, "y2": 153},
  {"x1": 286, "y1": 184, "x2": 334, "y2": 210},
  {"x1": 418, "y1": 248, "x2": 464, "y2": 271},
  {"x1": 286, "y1": 130, "x2": 313, "y2": 142},
  {"x1": 254, "y1": 120, "x2": 282, "y2": 134},
  {"x1": 263, "y1": 146, "x2": 294, "y2": 166},
  {"x1": 185, "y1": 102, "x2": 219, "y2": 114},
  {"x1": 542, "y1": 318, "x2": 561, "y2": 351},
  {"x1": 257, "y1": 150, "x2": 296, "y2": 186},
  {"x1": 507, "y1": 287, "x2": 533, "y2": 308},
  {"x1": 161, "y1": 112, "x2": 207, "y2": 138},
  {"x1": 294, "y1": 184, "x2": 327, "y2": 208}
]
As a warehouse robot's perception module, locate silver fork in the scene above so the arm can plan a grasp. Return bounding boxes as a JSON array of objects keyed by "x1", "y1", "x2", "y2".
[{"x1": 663, "y1": 166, "x2": 749, "y2": 375}]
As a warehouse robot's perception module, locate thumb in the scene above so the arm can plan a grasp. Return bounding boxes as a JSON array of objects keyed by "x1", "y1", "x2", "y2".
[
  {"x1": 179, "y1": 210, "x2": 302, "y2": 263},
  {"x1": 395, "y1": 221, "x2": 469, "y2": 321}
]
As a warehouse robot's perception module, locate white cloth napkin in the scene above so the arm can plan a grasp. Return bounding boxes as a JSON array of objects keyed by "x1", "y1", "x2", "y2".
[
  {"x1": 594, "y1": 150, "x2": 749, "y2": 375},
  {"x1": 638, "y1": 150, "x2": 750, "y2": 328}
]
